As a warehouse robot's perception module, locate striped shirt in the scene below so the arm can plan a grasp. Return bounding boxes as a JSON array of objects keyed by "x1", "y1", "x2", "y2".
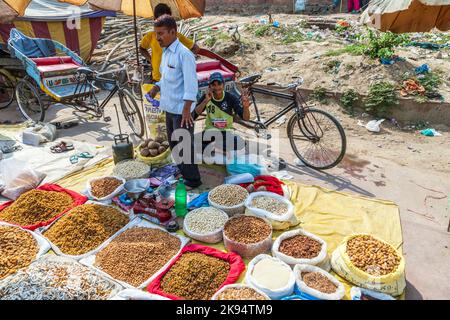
[{"x1": 156, "y1": 39, "x2": 198, "y2": 115}]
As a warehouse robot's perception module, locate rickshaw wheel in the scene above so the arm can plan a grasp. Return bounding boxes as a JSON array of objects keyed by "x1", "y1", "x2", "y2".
[
  {"x1": 0, "y1": 69, "x2": 16, "y2": 109},
  {"x1": 15, "y1": 78, "x2": 45, "y2": 123}
]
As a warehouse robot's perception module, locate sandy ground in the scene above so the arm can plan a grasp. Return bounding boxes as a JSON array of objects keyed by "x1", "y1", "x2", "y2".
[{"x1": 1, "y1": 13, "x2": 449, "y2": 300}]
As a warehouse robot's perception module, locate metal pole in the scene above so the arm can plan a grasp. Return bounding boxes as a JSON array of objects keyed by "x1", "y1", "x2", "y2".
[{"x1": 133, "y1": 0, "x2": 140, "y2": 68}]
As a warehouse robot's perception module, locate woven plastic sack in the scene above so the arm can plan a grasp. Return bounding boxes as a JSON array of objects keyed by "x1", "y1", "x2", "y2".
[
  {"x1": 0, "y1": 183, "x2": 87, "y2": 231},
  {"x1": 182, "y1": 207, "x2": 229, "y2": 244},
  {"x1": 211, "y1": 284, "x2": 271, "y2": 300},
  {"x1": 223, "y1": 215, "x2": 273, "y2": 259},
  {"x1": 245, "y1": 254, "x2": 295, "y2": 300},
  {"x1": 111, "y1": 289, "x2": 170, "y2": 300},
  {"x1": 147, "y1": 244, "x2": 245, "y2": 300},
  {"x1": 86, "y1": 176, "x2": 126, "y2": 202},
  {"x1": 245, "y1": 191, "x2": 298, "y2": 230},
  {"x1": 272, "y1": 229, "x2": 330, "y2": 271},
  {"x1": 294, "y1": 264, "x2": 345, "y2": 300},
  {"x1": 330, "y1": 234, "x2": 406, "y2": 296}
]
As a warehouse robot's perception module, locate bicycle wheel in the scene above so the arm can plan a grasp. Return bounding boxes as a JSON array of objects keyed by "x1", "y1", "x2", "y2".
[
  {"x1": 0, "y1": 70, "x2": 15, "y2": 109},
  {"x1": 119, "y1": 88, "x2": 144, "y2": 138},
  {"x1": 15, "y1": 78, "x2": 45, "y2": 123},
  {"x1": 287, "y1": 108, "x2": 346, "y2": 170}
]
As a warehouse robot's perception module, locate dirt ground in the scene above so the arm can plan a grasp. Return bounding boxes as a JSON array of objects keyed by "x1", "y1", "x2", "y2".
[{"x1": 1, "y1": 13, "x2": 449, "y2": 300}]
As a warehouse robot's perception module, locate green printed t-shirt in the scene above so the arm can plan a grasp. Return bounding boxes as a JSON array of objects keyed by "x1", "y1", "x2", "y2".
[{"x1": 197, "y1": 91, "x2": 244, "y2": 130}]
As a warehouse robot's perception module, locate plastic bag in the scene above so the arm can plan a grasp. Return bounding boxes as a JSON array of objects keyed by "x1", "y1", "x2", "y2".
[
  {"x1": 272, "y1": 229, "x2": 330, "y2": 270},
  {"x1": 110, "y1": 289, "x2": 170, "y2": 300},
  {"x1": 142, "y1": 84, "x2": 166, "y2": 140},
  {"x1": 0, "y1": 159, "x2": 46, "y2": 200},
  {"x1": 22, "y1": 122, "x2": 57, "y2": 146},
  {"x1": 226, "y1": 153, "x2": 269, "y2": 177},
  {"x1": 182, "y1": 207, "x2": 229, "y2": 244},
  {"x1": 211, "y1": 284, "x2": 271, "y2": 300},
  {"x1": 244, "y1": 191, "x2": 298, "y2": 230},
  {"x1": 293, "y1": 264, "x2": 345, "y2": 300},
  {"x1": 365, "y1": 119, "x2": 385, "y2": 133},
  {"x1": 86, "y1": 176, "x2": 126, "y2": 203},
  {"x1": 330, "y1": 234, "x2": 406, "y2": 296},
  {"x1": 350, "y1": 287, "x2": 395, "y2": 300},
  {"x1": 245, "y1": 254, "x2": 295, "y2": 300}
]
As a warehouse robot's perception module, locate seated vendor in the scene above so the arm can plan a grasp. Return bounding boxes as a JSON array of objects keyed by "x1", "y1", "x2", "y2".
[{"x1": 194, "y1": 72, "x2": 250, "y2": 162}]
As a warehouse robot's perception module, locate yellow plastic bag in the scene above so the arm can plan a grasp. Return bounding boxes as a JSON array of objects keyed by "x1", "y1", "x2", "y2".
[
  {"x1": 331, "y1": 234, "x2": 406, "y2": 296},
  {"x1": 142, "y1": 84, "x2": 167, "y2": 140},
  {"x1": 135, "y1": 147, "x2": 172, "y2": 168}
]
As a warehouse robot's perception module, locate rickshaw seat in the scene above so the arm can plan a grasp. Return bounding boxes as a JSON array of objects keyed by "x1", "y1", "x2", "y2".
[
  {"x1": 196, "y1": 60, "x2": 234, "y2": 82},
  {"x1": 31, "y1": 56, "x2": 81, "y2": 77}
]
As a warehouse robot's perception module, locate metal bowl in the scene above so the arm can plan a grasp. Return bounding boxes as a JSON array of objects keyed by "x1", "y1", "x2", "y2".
[{"x1": 124, "y1": 179, "x2": 150, "y2": 200}]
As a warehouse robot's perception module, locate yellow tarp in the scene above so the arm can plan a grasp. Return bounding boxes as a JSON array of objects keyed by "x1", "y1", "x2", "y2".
[{"x1": 56, "y1": 161, "x2": 404, "y2": 300}]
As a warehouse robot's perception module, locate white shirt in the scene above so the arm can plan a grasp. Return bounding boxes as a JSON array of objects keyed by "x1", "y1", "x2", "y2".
[{"x1": 156, "y1": 39, "x2": 198, "y2": 115}]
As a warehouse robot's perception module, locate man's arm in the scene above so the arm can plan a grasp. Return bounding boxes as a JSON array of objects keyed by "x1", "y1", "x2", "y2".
[
  {"x1": 181, "y1": 51, "x2": 199, "y2": 128},
  {"x1": 230, "y1": 90, "x2": 250, "y2": 121},
  {"x1": 194, "y1": 92, "x2": 211, "y2": 116},
  {"x1": 140, "y1": 46, "x2": 152, "y2": 65}
]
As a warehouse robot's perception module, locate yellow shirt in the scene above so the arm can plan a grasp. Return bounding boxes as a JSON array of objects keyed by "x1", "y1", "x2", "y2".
[{"x1": 140, "y1": 32, "x2": 194, "y2": 82}]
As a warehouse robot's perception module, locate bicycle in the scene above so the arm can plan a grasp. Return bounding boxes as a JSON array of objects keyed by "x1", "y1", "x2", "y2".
[{"x1": 236, "y1": 74, "x2": 347, "y2": 170}]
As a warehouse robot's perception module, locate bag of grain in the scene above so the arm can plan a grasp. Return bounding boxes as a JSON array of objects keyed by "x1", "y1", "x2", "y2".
[
  {"x1": 331, "y1": 234, "x2": 406, "y2": 296},
  {"x1": 272, "y1": 229, "x2": 330, "y2": 271},
  {"x1": 293, "y1": 264, "x2": 345, "y2": 300},
  {"x1": 110, "y1": 289, "x2": 170, "y2": 300},
  {"x1": 208, "y1": 184, "x2": 249, "y2": 216},
  {"x1": 183, "y1": 207, "x2": 229, "y2": 244},
  {"x1": 86, "y1": 176, "x2": 126, "y2": 203},
  {"x1": 245, "y1": 191, "x2": 298, "y2": 230},
  {"x1": 212, "y1": 284, "x2": 271, "y2": 300},
  {"x1": 142, "y1": 84, "x2": 166, "y2": 140},
  {"x1": 245, "y1": 254, "x2": 295, "y2": 299}
]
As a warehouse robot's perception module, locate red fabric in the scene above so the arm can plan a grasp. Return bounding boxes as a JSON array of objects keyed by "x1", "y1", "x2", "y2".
[
  {"x1": 240, "y1": 175, "x2": 285, "y2": 196},
  {"x1": 348, "y1": 0, "x2": 361, "y2": 11},
  {"x1": 31, "y1": 57, "x2": 75, "y2": 66},
  {"x1": 0, "y1": 183, "x2": 87, "y2": 231},
  {"x1": 147, "y1": 244, "x2": 246, "y2": 300}
]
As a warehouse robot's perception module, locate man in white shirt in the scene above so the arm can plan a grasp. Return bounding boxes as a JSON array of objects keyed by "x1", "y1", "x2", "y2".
[{"x1": 149, "y1": 15, "x2": 201, "y2": 188}]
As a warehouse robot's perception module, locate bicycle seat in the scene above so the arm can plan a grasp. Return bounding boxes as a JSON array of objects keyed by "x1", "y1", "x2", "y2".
[
  {"x1": 76, "y1": 67, "x2": 95, "y2": 77},
  {"x1": 239, "y1": 74, "x2": 262, "y2": 86}
]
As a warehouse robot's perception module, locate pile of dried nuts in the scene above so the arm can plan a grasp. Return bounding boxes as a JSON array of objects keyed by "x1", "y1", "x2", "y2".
[
  {"x1": 216, "y1": 286, "x2": 268, "y2": 300},
  {"x1": 0, "y1": 226, "x2": 38, "y2": 280},
  {"x1": 160, "y1": 252, "x2": 230, "y2": 300},
  {"x1": 0, "y1": 190, "x2": 74, "y2": 226},
  {"x1": 346, "y1": 235, "x2": 401, "y2": 276},
  {"x1": 301, "y1": 272, "x2": 337, "y2": 294},
  {"x1": 224, "y1": 216, "x2": 272, "y2": 244},
  {"x1": 279, "y1": 235, "x2": 322, "y2": 259},
  {"x1": 250, "y1": 196, "x2": 288, "y2": 216},
  {"x1": 113, "y1": 160, "x2": 150, "y2": 181},
  {"x1": 0, "y1": 257, "x2": 117, "y2": 300},
  {"x1": 90, "y1": 177, "x2": 123, "y2": 198},
  {"x1": 43, "y1": 204, "x2": 129, "y2": 255},
  {"x1": 209, "y1": 185, "x2": 249, "y2": 207},
  {"x1": 95, "y1": 227, "x2": 181, "y2": 287},
  {"x1": 184, "y1": 208, "x2": 228, "y2": 235}
]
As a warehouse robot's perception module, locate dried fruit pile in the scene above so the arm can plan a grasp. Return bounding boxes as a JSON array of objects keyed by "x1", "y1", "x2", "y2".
[
  {"x1": 279, "y1": 235, "x2": 322, "y2": 259},
  {"x1": 250, "y1": 196, "x2": 288, "y2": 216},
  {"x1": 139, "y1": 136, "x2": 169, "y2": 158},
  {"x1": 301, "y1": 272, "x2": 337, "y2": 294},
  {"x1": 90, "y1": 177, "x2": 123, "y2": 198},
  {"x1": 0, "y1": 226, "x2": 39, "y2": 280},
  {"x1": 95, "y1": 227, "x2": 181, "y2": 287},
  {"x1": 216, "y1": 286, "x2": 268, "y2": 300},
  {"x1": 0, "y1": 190, "x2": 74, "y2": 226},
  {"x1": 160, "y1": 252, "x2": 230, "y2": 300},
  {"x1": 43, "y1": 204, "x2": 129, "y2": 255},
  {"x1": 224, "y1": 216, "x2": 271, "y2": 244},
  {"x1": 0, "y1": 257, "x2": 117, "y2": 300},
  {"x1": 209, "y1": 185, "x2": 249, "y2": 207},
  {"x1": 346, "y1": 235, "x2": 401, "y2": 276}
]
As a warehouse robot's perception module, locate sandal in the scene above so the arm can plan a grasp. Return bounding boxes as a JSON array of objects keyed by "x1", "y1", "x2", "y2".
[{"x1": 51, "y1": 141, "x2": 74, "y2": 153}]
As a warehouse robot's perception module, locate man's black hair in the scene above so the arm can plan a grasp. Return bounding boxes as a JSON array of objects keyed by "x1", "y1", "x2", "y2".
[
  {"x1": 154, "y1": 14, "x2": 177, "y2": 31},
  {"x1": 154, "y1": 3, "x2": 172, "y2": 19}
]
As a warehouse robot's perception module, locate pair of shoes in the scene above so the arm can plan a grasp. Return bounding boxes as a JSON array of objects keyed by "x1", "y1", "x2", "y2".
[{"x1": 51, "y1": 141, "x2": 74, "y2": 153}]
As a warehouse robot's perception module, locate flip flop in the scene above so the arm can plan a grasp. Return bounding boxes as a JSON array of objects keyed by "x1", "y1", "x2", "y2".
[{"x1": 51, "y1": 142, "x2": 74, "y2": 153}]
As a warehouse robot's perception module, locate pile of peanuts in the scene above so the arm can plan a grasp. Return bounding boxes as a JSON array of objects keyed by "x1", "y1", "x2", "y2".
[{"x1": 346, "y1": 235, "x2": 401, "y2": 276}]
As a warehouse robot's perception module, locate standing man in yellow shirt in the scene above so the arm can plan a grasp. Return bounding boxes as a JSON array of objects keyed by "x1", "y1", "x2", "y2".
[{"x1": 139, "y1": 3, "x2": 200, "y2": 83}]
